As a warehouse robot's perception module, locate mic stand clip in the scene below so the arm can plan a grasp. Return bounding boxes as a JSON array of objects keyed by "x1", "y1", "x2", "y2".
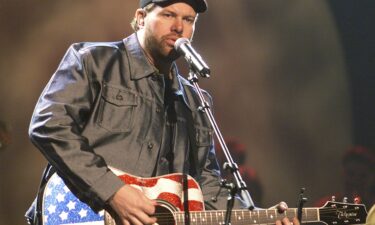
[{"x1": 212, "y1": 178, "x2": 237, "y2": 225}]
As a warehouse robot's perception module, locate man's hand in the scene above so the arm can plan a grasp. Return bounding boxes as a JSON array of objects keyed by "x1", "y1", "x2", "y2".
[
  {"x1": 270, "y1": 202, "x2": 300, "y2": 225},
  {"x1": 276, "y1": 217, "x2": 300, "y2": 225},
  {"x1": 109, "y1": 185, "x2": 157, "y2": 225}
]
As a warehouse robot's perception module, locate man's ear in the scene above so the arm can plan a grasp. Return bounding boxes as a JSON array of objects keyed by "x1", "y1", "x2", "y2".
[{"x1": 135, "y1": 9, "x2": 147, "y2": 28}]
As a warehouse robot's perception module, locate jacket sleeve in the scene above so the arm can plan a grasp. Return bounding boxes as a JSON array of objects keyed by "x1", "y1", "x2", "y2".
[{"x1": 29, "y1": 45, "x2": 124, "y2": 210}]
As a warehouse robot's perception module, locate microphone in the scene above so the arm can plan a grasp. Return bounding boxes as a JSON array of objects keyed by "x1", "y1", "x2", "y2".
[{"x1": 174, "y1": 38, "x2": 210, "y2": 77}]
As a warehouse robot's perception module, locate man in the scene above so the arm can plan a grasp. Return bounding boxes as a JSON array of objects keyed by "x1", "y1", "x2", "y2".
[{"x1": 27, "y1": 1, "x2": 299, "y2": 224}]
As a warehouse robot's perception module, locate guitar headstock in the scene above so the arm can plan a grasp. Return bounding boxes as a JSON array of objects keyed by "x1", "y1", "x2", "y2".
[{"x1": 319, "y1": 201, "x2": 367, "y2": 225}]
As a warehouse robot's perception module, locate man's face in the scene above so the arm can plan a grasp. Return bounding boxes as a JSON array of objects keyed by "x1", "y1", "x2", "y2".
[{"x1": 141, "y1": 2, "x2": 197, "y2": 61}]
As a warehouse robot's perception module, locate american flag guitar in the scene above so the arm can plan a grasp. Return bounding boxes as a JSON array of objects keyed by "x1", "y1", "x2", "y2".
[{"x1": 41, "y1": 168, "x2": 368, "y2": 225}]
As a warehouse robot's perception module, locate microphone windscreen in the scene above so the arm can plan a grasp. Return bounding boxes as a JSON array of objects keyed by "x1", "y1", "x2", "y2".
[{"x1": 174, "y1": 38, "x2": 190, "y2": 51}]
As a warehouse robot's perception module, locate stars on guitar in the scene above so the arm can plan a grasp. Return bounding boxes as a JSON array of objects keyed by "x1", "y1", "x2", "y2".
[
  {"x1": 67, "y1": 201, "x2": 76, "y2": 210},
  {"x1": 47, "y1": 205, "x2": 56, "y2": 214},
  {"x1": 78, "y1": 209, "x2": 88, "y2": 218},
  {"x1": 59, "y1": 211, "x2": 68, "y2": 221},
  {"x1": 56, "y1": 193, "x2": 65, "y2": 202},
  {"x1": 42, "y1": 173, "x2": 104, "y2": 224}
]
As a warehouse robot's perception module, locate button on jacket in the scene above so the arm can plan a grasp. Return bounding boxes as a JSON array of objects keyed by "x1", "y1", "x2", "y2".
[{"x1": 29, "y1": 33, "x2": 238, "y2": 211}]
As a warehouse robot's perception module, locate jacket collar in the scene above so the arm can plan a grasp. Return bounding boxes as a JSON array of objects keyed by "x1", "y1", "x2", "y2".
[
  {"x1": 123, "y1": 33, "x2": 157, "y2": 80},
  {"x1": 123, "y1": 33, "x2": 194, "y2": 110},
  {"x1": 171, "y1": 65, "x2": 183, "y2": 95}
]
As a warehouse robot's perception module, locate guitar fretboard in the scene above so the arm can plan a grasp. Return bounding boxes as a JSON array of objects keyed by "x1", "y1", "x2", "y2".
[{"x1": 173, "y1": 208, "x2": 319, "y2": 225}]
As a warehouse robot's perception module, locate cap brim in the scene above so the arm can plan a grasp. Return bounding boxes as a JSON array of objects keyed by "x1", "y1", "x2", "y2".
[{"x1": 148, "y1": 0, "x2": 207, "y2": 13}]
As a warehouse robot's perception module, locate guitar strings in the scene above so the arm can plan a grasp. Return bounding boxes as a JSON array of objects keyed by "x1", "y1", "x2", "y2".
[
  {"x1": 149, "y1": 207, "x2": 363, "y2": 222},
  {"x1": 151, "y1": 207, "x2": 360, "y2": 215}
]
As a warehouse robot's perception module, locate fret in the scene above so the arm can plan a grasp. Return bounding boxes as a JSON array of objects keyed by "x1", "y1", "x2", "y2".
[
  {"x1": 200, "y1": 211, "x2": 205, "y2": 225},
  {"x1": 286, "y1": 208, "x2": 296, "y2": 221},
  {"x1": 268, "y1": 209, "x2": 277, "y2": 221},
  {"x1": 175, "y1": 212, "x2": 178, "y2": 224},
  {"x1": 258, "y1": 208, "x2": 267, "y2": 224},
  {"x1": 311, "y1": 208, "x2": 320, "y2": 221},
  {"x1": 245, "y1": 209, "x2": 251, "y2": 224},
  {"x1": 191, "y1": 212, "x2": 197, "y2": 224},
  {"x1": 283, "y1": 209, "x2": 288, "y2": 220},
  {"x1": 234, "y1": 210, "x2": 243, "y2": 222},
  {"x1": 175, "y1": 212, "x2": 184, "y2": 225},
  {"x1": 246, "y1": 210, "x2": 253, "y2": 224},
  {"x1": 253, "y1": 209, "x2": 260, "y2": 224},
  {"x1": 293, "y1": 208, "x2": 297, "y2": 220},
  {"x1": 303, "y1": 208, "x2": 319, "y2": 222},
  {"x1": 175, "y1": 212, "x2": 179, "y2": 224},
  {"x1": 219, "y1": 210, "x2": 225, "y2": 224}
]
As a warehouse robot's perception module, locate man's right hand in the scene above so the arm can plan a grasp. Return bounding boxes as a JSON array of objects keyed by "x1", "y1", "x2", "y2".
[{"x1": 109, "y1": 185, "x2": 157, "y2": 225}]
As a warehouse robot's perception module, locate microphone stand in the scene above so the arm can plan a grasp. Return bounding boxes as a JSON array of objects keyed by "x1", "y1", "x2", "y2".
[{"x1": 187, "y1": 69, "x2": 256, "y2": 217}]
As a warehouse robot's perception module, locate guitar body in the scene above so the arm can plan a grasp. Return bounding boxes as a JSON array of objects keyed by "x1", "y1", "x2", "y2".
[{"x1": 41, "y1": 170, "x2": 204, "y2": 225}]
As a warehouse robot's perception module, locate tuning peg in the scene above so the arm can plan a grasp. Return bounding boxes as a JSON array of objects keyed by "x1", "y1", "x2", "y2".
[
  {"x1": 354, "y1": 197, "x2": 361, "y2": 204},
  {"x1": 331, "y1": 196, "x2": 336, "y2": 202},
  {"x1": 343, "y1": 197, "x2": 348, "y2": 203}
]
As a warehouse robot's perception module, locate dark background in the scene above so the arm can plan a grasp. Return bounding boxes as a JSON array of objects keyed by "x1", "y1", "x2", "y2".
[
  {"x1": 0, "y1": 0, "x2": 374, "y2": 224},
  {"x1": 328, "y1": 1, "x2": 375, "y2": 146}
]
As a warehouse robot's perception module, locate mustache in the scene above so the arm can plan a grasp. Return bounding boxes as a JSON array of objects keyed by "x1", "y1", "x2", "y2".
[{"x1": 162, "y1": 34, "x2": 183, "y2": 42}]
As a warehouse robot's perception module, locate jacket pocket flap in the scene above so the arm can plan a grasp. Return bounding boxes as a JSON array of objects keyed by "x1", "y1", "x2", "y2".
[
  {"x1": 195, "y1": 127, "x2": 213, "y2": 147},
  {"x1": 102, "y1": 84, "x2": 137, "y2": 106}
]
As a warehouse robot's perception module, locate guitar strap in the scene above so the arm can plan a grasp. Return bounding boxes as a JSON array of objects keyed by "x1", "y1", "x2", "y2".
[
  {"x1": 182, "y1": 103, "x2": 200, "y2": 182},
  {"x1": 25, "y1": 163, "x2": 55, "y2": 225},
  {"x1": 182, "y1": 173, "x2": 190, "y2": 225},
  {"x1": 181, "y1": 99, "x2": 201, "y2": 225}
]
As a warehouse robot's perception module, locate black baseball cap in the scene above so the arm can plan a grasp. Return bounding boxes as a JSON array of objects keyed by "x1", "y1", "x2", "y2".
[{"x1": 140, "y1": 0, "x2": 207, "y2": 13}]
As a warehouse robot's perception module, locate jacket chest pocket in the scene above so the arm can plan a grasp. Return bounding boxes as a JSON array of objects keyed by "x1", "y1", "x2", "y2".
[
  {"x1": 97, "y1": 84, "x2": 138, "y2": 133},
  {"x1": 195, "y1": 126, "x2": 213, "y2": 147}
]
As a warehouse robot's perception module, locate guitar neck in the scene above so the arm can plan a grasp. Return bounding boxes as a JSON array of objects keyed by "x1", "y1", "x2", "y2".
[{"x1": 174, "y1": 208, "x2": 319, "y2": 225}]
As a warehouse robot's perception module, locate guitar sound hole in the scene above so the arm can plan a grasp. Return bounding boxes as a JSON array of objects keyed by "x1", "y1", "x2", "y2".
[{"x1": 154, "y1": 205, "x2": 176, "y2": 225}]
